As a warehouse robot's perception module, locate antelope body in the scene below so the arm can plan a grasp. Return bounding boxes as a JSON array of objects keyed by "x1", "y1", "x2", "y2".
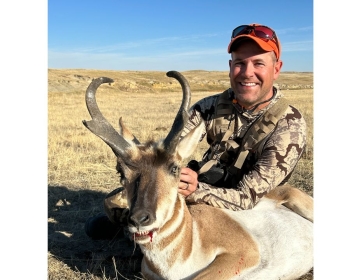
[{"x1": 83, "y1": 71, "x2": 313, "y2": 280}]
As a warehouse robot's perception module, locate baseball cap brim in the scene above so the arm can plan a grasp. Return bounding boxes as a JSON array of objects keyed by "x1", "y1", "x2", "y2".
[{"x1": 227, "y1": 33, "x2": 280, "y2": 60}]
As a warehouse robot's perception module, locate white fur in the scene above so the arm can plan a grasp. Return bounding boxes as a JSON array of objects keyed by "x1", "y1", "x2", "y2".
[
  {"x1": 138, "y1": 198, "x2": 313, "y2": 280},
  {"x1": 225, "y1": 199, "x2": 313, "y2": 279}
]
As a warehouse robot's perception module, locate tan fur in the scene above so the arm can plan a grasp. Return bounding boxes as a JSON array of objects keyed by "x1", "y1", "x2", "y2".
[
  {"x1": 144, "y1": 198, "x2": 193, "y2": 267},
  {"x1": 190, "y1": 204, "x2": 260, "y2": 278},
  {"x1": 265, "y1": 184, "x2": 313, "y2": 222}
]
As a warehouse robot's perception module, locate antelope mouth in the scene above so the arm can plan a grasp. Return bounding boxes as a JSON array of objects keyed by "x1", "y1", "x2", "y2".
[{"x1": 133, "y1": 228, "x2": 158, "y2": 243}]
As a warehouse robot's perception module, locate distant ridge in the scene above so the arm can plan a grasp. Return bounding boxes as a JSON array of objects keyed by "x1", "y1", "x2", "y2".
[{"x1": 48, "y1": 69, "x2": 313, "y2": 93}]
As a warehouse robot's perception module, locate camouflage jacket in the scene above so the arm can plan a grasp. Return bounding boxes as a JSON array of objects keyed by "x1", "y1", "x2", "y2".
[{"x1": 182, "y1": 87, "x2": 307, "y2": 211}]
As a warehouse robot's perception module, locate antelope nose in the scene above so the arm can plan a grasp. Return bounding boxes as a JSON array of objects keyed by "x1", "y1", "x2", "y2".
[{"x1": 129, "y1": 210, "x2": 153, "y2": 227}]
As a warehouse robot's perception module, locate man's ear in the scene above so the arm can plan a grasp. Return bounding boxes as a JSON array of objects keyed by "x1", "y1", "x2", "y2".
[
  {"x1": 274, "y1": 60, "x2": 283, "y2": 79},
  {"x1": 228, "y1": 59, "x2": 232, "y2": 78}
]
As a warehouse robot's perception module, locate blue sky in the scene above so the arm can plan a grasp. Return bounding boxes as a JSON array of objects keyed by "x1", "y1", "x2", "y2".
[{"x1": 48, "y1": 0, "x2": 313, "y2": 72}]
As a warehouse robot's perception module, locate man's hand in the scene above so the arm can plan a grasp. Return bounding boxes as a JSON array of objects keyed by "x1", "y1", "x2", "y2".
[{"x1": 178, "y1": 167, "x2": 198, "y2": 196}]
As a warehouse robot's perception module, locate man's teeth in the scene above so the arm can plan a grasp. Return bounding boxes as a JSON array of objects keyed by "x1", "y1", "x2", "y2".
[{"x1": 241, "y1": 82, "x2": 256, "y2": 86}]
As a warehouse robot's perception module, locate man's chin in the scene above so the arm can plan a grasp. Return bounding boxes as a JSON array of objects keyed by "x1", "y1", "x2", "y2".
[{"x1": 234, "y1": 93, "x2": 256, "y2": 106}]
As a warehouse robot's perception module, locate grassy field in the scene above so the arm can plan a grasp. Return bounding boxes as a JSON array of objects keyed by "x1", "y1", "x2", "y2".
[{"x1": 48, "y1": 69, "x2": 313, "y2": 279}]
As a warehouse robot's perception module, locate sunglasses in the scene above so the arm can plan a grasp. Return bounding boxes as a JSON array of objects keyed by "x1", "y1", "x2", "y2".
[{"x1": 231, "y1": 25, "x2": 279, "y2": 48}]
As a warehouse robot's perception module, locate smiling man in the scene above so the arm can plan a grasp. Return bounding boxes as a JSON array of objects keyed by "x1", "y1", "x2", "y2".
[
  {"x1": 176, "y1": 23, "x2": 307, "y2": 210},
  {"x1": 229, "y1": 39, "x2": 281, "y2": 110},
  {"x1": 86, "y1": 23, "x2": 308, "y2": 240}
]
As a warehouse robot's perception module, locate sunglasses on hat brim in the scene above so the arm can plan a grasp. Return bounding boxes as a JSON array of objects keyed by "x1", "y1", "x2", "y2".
[{"x1": 231, "y1": 25, "x2": 279, "y2": 51}]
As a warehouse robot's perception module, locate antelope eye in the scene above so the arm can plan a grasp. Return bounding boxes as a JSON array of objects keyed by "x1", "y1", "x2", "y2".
[{"x1": 171, "y1": 166, "x2": 179, "y2": 176}]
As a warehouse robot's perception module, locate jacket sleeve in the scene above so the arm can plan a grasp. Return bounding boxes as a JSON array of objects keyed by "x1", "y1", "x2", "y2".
[{"x1": 185, "y1": 105, "x2": 307, "y2": 211}]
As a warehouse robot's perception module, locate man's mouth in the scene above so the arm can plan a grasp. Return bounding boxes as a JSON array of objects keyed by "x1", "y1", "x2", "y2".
[{"x1": 240, "y1": 82, "x2": 257, "y2": 86}]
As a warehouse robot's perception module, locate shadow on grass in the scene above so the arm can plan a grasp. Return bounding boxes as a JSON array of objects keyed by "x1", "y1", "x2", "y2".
[{"x1": 48, "y1": 185, "x2": 143, "y2": 279}]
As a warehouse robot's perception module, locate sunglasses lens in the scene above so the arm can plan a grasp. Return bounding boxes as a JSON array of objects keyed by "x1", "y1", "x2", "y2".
[
  {"x1": 232, "y1": 25, "x2": 275, "y2": 40},
  {"x1": 232, "y1": 25, "x2": 248, "y2": 38},
  {"x1": 230, "y1": 25, "x2": 279, "y2": 57},
  {"x1": 253, "y1": 26, "x2": 274, "y2": 39}
]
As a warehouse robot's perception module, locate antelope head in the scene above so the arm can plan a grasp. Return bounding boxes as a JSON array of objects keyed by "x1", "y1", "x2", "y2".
[{"x1": 83, "y1": 71, "x2": 204, "y2": 244}]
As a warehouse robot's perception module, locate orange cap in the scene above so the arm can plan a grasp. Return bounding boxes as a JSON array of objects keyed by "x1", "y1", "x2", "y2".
[{"x1": 227, "y1": 23, "x2": 281, "y2": 60}]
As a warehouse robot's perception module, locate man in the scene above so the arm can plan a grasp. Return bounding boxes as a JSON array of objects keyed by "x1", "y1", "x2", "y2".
[{"x1": 85, "y1": 23, "x2": 306, "y2": 239}]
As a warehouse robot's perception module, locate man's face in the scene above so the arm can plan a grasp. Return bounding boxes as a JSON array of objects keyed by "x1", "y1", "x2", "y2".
[{"x1": 229, "y1": 40, "x2": 282, "y2": 110}]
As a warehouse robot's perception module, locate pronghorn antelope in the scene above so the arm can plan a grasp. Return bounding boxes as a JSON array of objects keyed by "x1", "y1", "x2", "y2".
[{"x1": 83, "y1": 71, "x2": 313, "y2": 280}]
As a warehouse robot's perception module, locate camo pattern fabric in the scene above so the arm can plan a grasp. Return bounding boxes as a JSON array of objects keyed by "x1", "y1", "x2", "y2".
[{"x1": 182, "y1": 87, "x2": 307, "y2": 211}]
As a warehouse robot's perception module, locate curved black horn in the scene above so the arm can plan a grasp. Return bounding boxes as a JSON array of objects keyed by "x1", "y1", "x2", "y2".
[
  {"x1": 163, "y1": 71, "x2": 191, "y2": 152},
  {"x1": 82, "y1": 77, "x2": 132, "y2": 157}
]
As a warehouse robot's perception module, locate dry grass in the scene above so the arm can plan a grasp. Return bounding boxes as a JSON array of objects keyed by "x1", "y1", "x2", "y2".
[{"x1": 48, "y1": 69, "x2": 313, "y2": 279}]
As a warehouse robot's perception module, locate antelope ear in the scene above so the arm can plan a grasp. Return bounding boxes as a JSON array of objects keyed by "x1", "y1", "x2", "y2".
[
  {"x1": 176, "y1": 121, "x2": 205, "y2": 160},
  {"x1": 119, "y1": 117, "x2": 141, "y2": 144}
]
